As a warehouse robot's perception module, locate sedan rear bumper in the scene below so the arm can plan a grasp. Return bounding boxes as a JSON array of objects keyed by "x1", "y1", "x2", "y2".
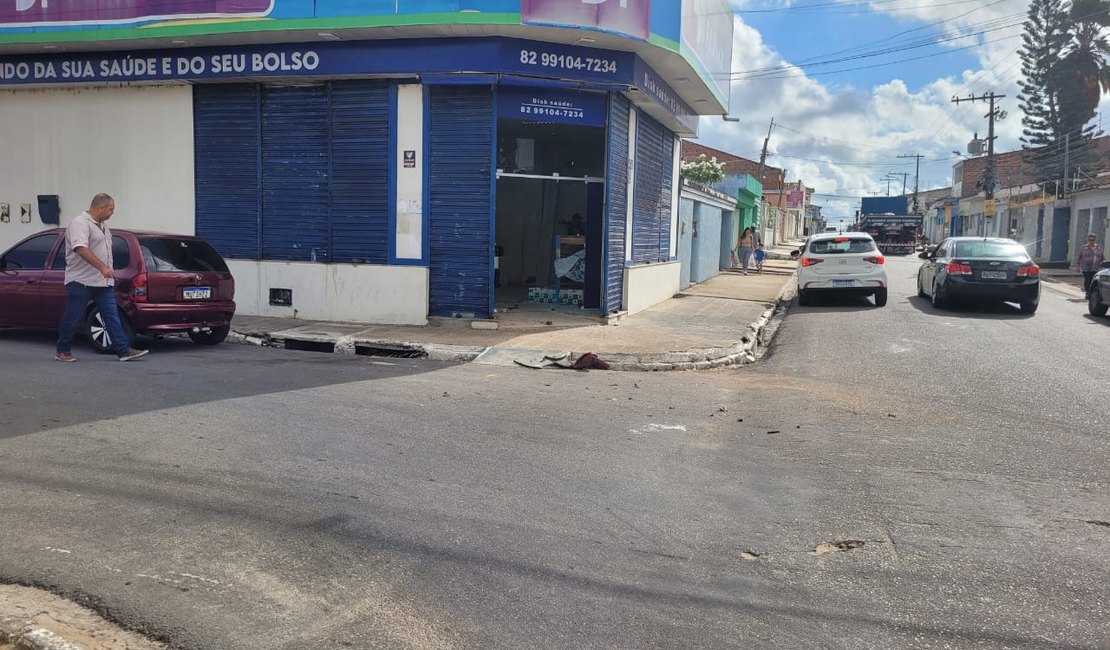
[
  {"x1": 945, "y1": 278, "x2": 1040, "y2": 302},
  {"x1": 124, "y1": 300, "x2": 236, "y2": 332}
]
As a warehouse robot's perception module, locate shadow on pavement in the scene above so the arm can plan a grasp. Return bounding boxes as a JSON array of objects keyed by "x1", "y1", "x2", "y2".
[
  {"x1": 904, "y1": 295, "x2": 1035, "y2": 319},
  {"x1": 0, "y1": 328, "x2": 447, "y2": 441}
]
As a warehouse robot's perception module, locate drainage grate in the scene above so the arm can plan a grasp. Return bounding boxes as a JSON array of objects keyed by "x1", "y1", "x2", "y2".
[
  {"x1": 355, "y1": 344, "x2": 427, "y2": 359},
  {"x1": 283, "y1": 339, "x2": 336, "y2": 353}
]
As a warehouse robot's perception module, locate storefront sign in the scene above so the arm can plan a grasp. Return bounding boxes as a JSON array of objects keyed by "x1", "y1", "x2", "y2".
[
  {"x1": 1, "y1": 0, "x2": 274, "y2": 26},
  {"x1": 633, "y1": 60, "x2": 699, "y2": 133},
  {"x1": 522, "y1": 0, "x2": 651, "y2": 41},
  {"x1": 497, "y1": 86, "x2": 606, "y2": 126}
]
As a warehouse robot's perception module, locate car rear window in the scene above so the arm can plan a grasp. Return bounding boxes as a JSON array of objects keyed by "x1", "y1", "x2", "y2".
[
  {"x1": 139, "y1": 237, "x2": 229, "y2": 273},
  {"x1": 809, "y1": 238, "x2": 876, "y2": 254},
  {"x1": 954, "y1": 241, "x2": 1027, "y2": 258}
]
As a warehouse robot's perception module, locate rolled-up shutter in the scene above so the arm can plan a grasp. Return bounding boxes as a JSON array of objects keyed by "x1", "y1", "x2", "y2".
[
  {"x1": 632, "y1": 112, "x2": 673, "y2": 263},
  {"x1": 329, "y1": 80, "x2": 390, "y2": 264},
  {"x1": 604, "y1": 93, "x2": 630, "y2": 313},
  {"x1": 428, "y1": 85, "x2": 494, "y2": 319},
  {"x1": 194, "y1": 85, "x2": 261, "y2": 259},
  {"x1": 261, "y1": 85, "x2": 330, "y2": 261}
]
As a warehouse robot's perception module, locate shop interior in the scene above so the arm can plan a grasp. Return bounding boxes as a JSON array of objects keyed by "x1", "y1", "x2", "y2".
[{"x1": 494, "y1": 119, "x2": 606, "y2": 310}]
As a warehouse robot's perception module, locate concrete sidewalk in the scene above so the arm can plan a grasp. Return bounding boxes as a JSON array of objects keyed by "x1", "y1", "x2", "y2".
[{"x1": 230, "y1": 243, "x2": 801, "y2": 371}]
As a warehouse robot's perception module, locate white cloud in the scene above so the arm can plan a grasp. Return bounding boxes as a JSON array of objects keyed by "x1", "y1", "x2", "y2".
[{"x1": 695, "y1": 0, "x2": 1063, "y2": 213}]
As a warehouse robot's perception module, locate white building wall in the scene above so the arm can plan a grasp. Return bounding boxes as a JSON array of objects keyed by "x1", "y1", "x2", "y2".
[
  {"x1": 228, "y1": 261, "x2": 429, "y2": 325},
  {"x1": 1070, "y1": 188, "x2": 1110, "y2": 261},
  {"x1": 623, "y1": 260, "x2": 680, "y2": 315},
  {"x1": 0, "y1": 85, "x2": 194, "y2": 251}
]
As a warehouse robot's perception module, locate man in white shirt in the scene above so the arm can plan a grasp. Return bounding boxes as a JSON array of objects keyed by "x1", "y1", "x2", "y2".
[{"x1": 55, "y1": 193, "x2": 148, "y2": 362}]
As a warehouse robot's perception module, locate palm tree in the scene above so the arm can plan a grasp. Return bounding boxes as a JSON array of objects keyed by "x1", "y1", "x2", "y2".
[{"x1": 1059, "y1": 0, "x2": 1110, "y2": 127}]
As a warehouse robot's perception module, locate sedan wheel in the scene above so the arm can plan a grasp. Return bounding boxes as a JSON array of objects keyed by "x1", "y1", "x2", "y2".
[
  {"x1": 874, "y1": 289, "x2": 888, "y2": 307},
  {"x1": 917, "y1": 274, "x2": 927, "y2": 298},
  {"x1": 85, "y1": 307, "x2": 134, "y2": 354},
  {"x1": 1089, "y1": 288, "x2": 1108, "y2": 317},
  {"x1": 931, "y1": 282, "x2": 948, "y2": 309},
  {"x1": 1019, "y1": 299, "x2": 1038, "y2": 314}
]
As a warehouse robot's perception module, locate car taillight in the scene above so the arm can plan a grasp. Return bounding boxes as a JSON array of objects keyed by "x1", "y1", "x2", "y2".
[
  {"x1": 132, "y1": 272, "x2": 148, "y2": 303},
  {"x1": 801, "y1": 257, "x2": 824, "y2": 267},
  {"x1": 947, "y1": 262, "x2": 973, "y2": 276},
  {"x1": 1017, "y1": 263, "x2": 1040, "y2": 277},
  {"x1": 864, "y1": 255, "x2": 885, "y2": 265}
]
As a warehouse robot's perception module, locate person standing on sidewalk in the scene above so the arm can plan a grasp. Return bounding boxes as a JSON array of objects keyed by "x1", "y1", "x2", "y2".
[
  {"x1": 737, "y1": 227, "x2": 755, "y2": 275},
  {"x1": 1075, "y1": 234, "x2": 1104, "y2": 293},
  {"x1": 55, "y1": 193, "x2": 148, "y2": 362}
]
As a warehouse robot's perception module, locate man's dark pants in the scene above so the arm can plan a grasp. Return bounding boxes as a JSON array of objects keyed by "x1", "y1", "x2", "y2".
[
  {"x1": 1083, "y1": 271, "x2": 1096, "y2": 293},
  {"x1": 57, "y1": 282, "x2": 130, "y2": 356}
]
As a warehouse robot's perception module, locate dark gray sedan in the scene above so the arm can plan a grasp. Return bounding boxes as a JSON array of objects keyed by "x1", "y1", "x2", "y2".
[
  {"x1": 917, "y1": 237, "x2": 1040, "y2": 313},
  {"x1": 1089, "y1": 266, "x2": 1110, "y2": 317}
]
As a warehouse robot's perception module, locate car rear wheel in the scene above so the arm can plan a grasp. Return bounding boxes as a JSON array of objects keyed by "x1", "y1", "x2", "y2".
[
  {"x1": 931, "y1": 282, "x2": 948, "y2": 309},
  {"x1": 86, "y1": 307, "x2": 135, "y2": 354},
  {"x1": 917, "y1": 275, "x2": 927, "y2": 298},
  {"x1": 1089, "y1": 288, "x2": 1108, "y2": 317},
  {"x1": 874, "y1": 289, "x2": 888, "y2": 307},
  {"x1": 1019, "y1": 299, "x2": 1038, "y2": 314},
  {"x1": 797, "y1": 289, "x2": 812, "y2": 306},
  {"x1": 188, "y1": 324, "x2": 231, "y2": 346}
]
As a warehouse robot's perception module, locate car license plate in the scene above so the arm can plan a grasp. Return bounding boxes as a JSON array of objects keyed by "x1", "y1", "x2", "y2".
[
  {"x1": 833, "y1": 279, "x2": 854, "y2": 287},
  {"x1": 980, "y1": 271, "x2": 1007, "y2": 280},
  {"x1": 183, "y1": 286, "x2": 211, "y2": 300}
]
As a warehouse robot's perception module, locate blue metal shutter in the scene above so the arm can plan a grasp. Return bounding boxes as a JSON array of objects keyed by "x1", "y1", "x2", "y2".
[
  {"x1": 632, "y1": 112, "x2": 673, "y2": 263},
  {"x1": 604, "y1": 93, "x2": 630, "y2": 314},
  {"x1": 428, "y1": 86, "x2": 494, "y2": 319},
  {"x1": 660, "y1": 128, "x2": 674, "y2": 256},
  {"x1": 261, "y1": 85, "x2": 330, "y2": 261},
  {"x1": 194, "y1": 84, "x2": 261, "y2": 259},
  {"x1": 329, "y1": 80, "x2": 390, "y2": 264}
]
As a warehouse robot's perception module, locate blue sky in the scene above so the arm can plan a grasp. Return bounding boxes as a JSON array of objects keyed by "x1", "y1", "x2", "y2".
[
  {"x1": 739, "y1": 3, "x2": 985, "y2": 92},
  {"x1": 694, "y1": 0, "x2": 1106, "y2": 225}
]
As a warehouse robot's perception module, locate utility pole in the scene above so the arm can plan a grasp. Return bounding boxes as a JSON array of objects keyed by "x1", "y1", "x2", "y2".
[
  {"x1": 888, "y1": 171, "x2": 910, "y2": 197},
  {"x1": 755, "y1": 117, "x2": 774, "y2": 188},
  {"x1": 881, "y1": 174, "x2": 895, "y2": 196},
  {"x1": 898, "y1": 153, "x2": 924, "y2": 213},
  {"x1": 951, "y1": 92, "x2": 1007, "y2": 200}
]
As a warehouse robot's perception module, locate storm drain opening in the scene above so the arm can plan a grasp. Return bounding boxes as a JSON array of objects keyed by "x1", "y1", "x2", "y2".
[
  {"x1": 283, "y1": 339, "x2": 336, "y2": 353},
  {"x1": 355, "y1": 343, "x2": 428, "y2": 359}
]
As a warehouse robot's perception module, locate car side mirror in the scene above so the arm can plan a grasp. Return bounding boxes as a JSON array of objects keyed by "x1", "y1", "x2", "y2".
[
  {"x1": 1102, "y1": 260, "x2": 1110, "y2": 269},
  {"x1": 789, "y1": 249, "x2": 801, "y2": 259},
  {"x1": 918, "y1": 252, "x2": 929, "y2": 259}
]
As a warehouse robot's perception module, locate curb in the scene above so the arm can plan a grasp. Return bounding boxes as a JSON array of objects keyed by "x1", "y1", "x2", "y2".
[
  {"x1": 0, "y1": 617, "x2": 83, "y2": 650},
  {"x1": 228, "y1": 271, "x2": 798, "y2": 372}
]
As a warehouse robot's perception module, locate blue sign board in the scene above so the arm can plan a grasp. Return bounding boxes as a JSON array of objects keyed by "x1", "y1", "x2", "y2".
[
  {"x1": 0, "y1": 36, "x2": 693, "y2": 133},
  {"x1": 497, "y1": 86, "x2": 606, "y2": 126}
]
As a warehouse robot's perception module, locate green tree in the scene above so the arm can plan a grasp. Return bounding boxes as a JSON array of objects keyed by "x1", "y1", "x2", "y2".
[
  {"x1": 1019, "y1": 0, "x2": 1108, "y2": 188},
  {"x1": 1018, "y1": 0, "x2": 1070, "y2": 182},
  {"x1": 680, "y1": 154, "x2": 725, "y2": 184},
  {"x1": 1059, "y1": 0, "x2": 1110, "y2": 128}
]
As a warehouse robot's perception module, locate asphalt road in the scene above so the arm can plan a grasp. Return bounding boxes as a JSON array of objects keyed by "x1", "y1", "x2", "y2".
[{"x1": 0, "y1": 256, "x2": 1107, "y2": 649}]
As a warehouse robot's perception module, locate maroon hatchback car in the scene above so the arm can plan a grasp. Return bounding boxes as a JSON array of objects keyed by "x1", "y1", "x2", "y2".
[{"x1": 0, "y1": 229, "x2": 236, "y2": 352}]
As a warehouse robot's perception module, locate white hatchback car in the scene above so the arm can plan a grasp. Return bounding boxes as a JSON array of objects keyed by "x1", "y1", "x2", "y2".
[{"x1": 796, "y1": 232, "x2": 888, "y2": 306}]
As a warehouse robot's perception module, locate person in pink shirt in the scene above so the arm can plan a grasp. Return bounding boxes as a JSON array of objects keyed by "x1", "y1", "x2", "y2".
[{"x1": 1075, "y1": 234, "x2": 1105, "y2": 293}]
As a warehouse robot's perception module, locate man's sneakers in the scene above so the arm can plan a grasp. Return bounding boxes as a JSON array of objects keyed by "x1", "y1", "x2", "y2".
[
  {"x1": 55, "y1": 352, "x2": 77, "y2": 363},
  {"x1": 118, "y1": 349, "x2": 149, "y2": 362}
]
